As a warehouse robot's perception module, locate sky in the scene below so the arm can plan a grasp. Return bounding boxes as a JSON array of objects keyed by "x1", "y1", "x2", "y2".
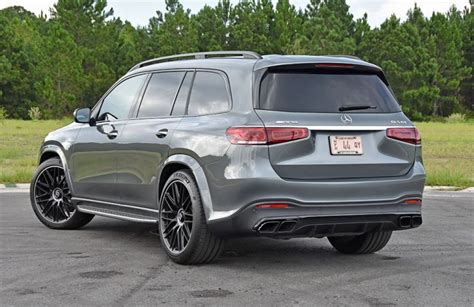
[{"x1": 0, "y1": 0, "x2": 470, "y2": 27}]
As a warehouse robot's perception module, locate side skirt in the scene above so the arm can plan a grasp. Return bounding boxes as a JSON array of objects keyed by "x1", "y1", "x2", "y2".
[{"x1": 72, "y1": 197, "x2": 158, "y2": 224}]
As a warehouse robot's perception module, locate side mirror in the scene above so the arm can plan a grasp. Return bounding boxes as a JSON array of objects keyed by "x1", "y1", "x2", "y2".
[{"x1": 73, "y1": 108, "x2": 92, "y2": 124}]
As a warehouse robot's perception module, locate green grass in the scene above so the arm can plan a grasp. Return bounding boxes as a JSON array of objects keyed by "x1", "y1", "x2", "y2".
[
  {"x1": 415, "y1": 122, "x2": 474, "y2": 188},
  {"x1": 0, "y1": 119, "x2": 71, "y2": 183},
  {"x1": 0, "y1": 119, "x2": 473, "y2": 187}
]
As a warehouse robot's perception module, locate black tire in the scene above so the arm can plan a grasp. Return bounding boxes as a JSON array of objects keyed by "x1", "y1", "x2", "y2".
[
  {"x1": 30, "y1": 158, "x2": 94, "y2": 229},
  {"x1": 158, "y1": 169, "x2": 223, "y2": 264},
  {"x1": 328, "y1": 231, "x2": 392, "y2": 254}
]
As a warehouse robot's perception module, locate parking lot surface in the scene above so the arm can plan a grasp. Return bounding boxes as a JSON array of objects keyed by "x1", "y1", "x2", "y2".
[{"x1": 1, "y1": 190, "x2": 473, "y2": 306}]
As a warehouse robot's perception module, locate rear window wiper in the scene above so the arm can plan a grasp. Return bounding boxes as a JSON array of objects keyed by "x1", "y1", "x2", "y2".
[{"x1": 339, "y1": 105, "x2": 377, "y2": 111}]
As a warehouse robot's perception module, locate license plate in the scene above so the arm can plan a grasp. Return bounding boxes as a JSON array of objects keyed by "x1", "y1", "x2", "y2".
[{"x1": 329, "y1": 136, "x2": 363, "y2": 155}]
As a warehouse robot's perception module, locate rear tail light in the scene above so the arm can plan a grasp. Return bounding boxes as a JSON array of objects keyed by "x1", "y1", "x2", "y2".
[
  {"x1": 225, "y1": 127, "x2": 267, "y2": 144},
  {"x1": 226, "y1": 127, "x2": 309, "y2": 145},
  {"x1": 386, "y1": 128, "x2": 421, "y2": 145},
  {"x1": 266, "y1": 127, "x2": 309, "y2": 144}
]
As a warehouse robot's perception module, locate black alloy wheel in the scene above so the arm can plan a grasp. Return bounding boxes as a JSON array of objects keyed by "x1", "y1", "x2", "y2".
[
  {"x1": 30, "y1": 158, "x2": 94, "y2": 229},
  {"x1": 33, "y1": 165, "x2": 75, "y2": 223},
  {"x1": 158, "y1": 170, "x2": 223, "y2": 264},
  {"x1": 160, "y1": 180, "x2": 193, "y2": 254}
]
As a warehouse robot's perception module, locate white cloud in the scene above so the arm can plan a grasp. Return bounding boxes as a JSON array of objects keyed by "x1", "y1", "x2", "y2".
[
  {"x1": 0, "y1": 0, "x2": 470, "y2": 27},
  {"x1": 0, "y1": 0, "x2": 55, "y2": 15},
  {"x1": 345, "y1": 0, "x2": 469, "y2": 26}
]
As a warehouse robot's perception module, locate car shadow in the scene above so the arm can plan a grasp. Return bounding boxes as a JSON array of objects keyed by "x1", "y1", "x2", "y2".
[{"x1": 81, "y1": 217, "x2": 403, "y2": 269}]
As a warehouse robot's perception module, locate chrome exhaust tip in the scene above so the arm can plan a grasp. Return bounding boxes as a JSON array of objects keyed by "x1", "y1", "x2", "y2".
[
  {"x1": 412, "y1": 216, "x2": 422, "y2": 227},
  {"x1": 399, "y1": 216, "x2": 412, "y2": 228},
  {"x1": 257, "y1": 221, "x2": 280, "y2": 233},
  {"x1": 278, "y1": 220, "x2": 297, "y2": 233}
]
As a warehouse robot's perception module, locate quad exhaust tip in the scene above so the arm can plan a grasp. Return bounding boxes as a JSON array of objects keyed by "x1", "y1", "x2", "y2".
[
  {"x1": 278, "y1": 221, "x2": 297, "y2": 232},
  {"x1": 258, "y1": 221, "x2": 280, "y2": 233},
  {"x1": 257, "y1": 215, "x2": 422, "y2": 234},
  {"x1": 257, "y1": 220, "x2": 297, "y2": 233},
  {"x1": 412, "y1": 216, "x2": 422, "y2": 227},
  {"x1": 399, "y1": 215, "x2": 422, "y2": 228}
]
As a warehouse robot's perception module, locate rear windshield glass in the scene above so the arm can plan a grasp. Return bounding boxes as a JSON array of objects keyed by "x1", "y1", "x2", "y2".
[{"x1": 259, "y1": 71, "x2": 401, "y2": 113}]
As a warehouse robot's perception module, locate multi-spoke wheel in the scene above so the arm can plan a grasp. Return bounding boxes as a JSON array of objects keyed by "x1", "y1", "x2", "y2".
[
  {"x1": 34, "y1": 165, "x2": 74, "y2": 222},
  {"x1": 160, "y1": 180, "x2": 193, "y2": 254},
  {"x1": 30, "y1": 158, "x2": 94, "y2": 229},
  {"x1": 158, "y1": 169, "x2": 223, "y2": 264}
]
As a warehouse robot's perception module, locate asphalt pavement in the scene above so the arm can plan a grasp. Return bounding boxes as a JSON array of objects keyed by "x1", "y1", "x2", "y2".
[{"x1": 1, "y1": 190, "x2": 473, "y2": 306}]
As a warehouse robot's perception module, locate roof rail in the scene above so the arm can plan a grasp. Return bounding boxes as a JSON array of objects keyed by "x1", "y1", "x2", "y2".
[
  {"x1": 129, "y1": 51, "x2": 262, "y2": 72},
  {"x1": 327, "y1": 55, "x2": 362, "y2": 60}
]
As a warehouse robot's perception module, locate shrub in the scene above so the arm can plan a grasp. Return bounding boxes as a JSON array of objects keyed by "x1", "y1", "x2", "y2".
[
  {"x1": 446, "y1": 113, "x2": 466, "y2": 123},
  {"x1": 428, "y1": 115, "x2": 447, "y2": 123},
  {"x1": 0, "y1": 107, "x2": 8, "y2": 122},
  {"x1": 28, "y1": 107, "x2": 42, "y2": 120}
]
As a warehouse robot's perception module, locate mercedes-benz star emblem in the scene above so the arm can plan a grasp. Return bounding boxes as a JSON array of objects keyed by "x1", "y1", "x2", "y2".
[{"x1": 341, "y1": 114, "x2": 352, "y2": 124}]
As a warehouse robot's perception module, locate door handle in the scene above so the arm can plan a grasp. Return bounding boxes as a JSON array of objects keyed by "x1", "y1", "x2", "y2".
[
  {"x1": 106, "y1": 130, "x2": 119, "y2": 139},
  {"x1": 156, "y1": 129, "x2": 168, "y2": 138}
]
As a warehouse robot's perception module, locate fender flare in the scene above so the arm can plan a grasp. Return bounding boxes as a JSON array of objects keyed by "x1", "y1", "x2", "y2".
[
  {"x1": 39, "y1": 144, "x2": 75, "y2": 194},
  {"x1": 163, "y1": 154, "x2": 237, "y2": 222}
]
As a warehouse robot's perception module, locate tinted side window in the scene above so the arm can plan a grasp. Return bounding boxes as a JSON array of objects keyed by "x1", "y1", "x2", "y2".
[
  {"x1": 138, "y1": 72, "x2": 185, "y2": 118},
  {"x1": 171, "y1": 72, "x2": 193, "y2": 116},
  {"x1": 99, "y1": 74, "x2": 147, "y2": 121},
  {"x1": 187, "y1": 72, "x2": 230, "y2": 116},
  {"x1": 259, "y1": 72, "x2": 401, "y2": 113}
]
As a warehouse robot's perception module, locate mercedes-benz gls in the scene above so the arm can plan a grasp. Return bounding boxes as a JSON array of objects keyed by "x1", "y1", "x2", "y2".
[{"x1": 30, "y1": 51, "x2": 425, "y2": 264}]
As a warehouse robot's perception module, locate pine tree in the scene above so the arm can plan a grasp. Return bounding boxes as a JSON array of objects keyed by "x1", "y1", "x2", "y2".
[
  {"x1": 0, "y1": 0, "x2": 472, "y2": 119},
  {"x1": 295, "y1": 0, "x2": 355, "y2": 55},
  {"x1": 274, "y1": 0, "x2": 302, "y2": 54},
  {"x1": 147, "y1": 0, "x2": 198, "y2": 57}
]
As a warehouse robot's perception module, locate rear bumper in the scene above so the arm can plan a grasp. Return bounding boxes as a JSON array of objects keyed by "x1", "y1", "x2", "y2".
[
  {"x1": 208, "y1": 199, "x2": 422, "y2": 238},
  {"x1": 203, "y1": 146, "x2": 426, "y2": 221},
  {"x1": 253, "y1": 214, "x2": 422, "y2": 238}
]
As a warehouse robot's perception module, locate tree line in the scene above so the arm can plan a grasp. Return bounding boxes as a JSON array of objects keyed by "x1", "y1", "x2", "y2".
[{"x1": 0, "y1": 0, "x2": 472, "y2": 120}]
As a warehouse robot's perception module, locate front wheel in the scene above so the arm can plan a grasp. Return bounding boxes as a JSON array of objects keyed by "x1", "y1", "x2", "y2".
[
  {"x1": 158, "y1": 170, "x2": 223, "y2": 264},
  {"x1": 30, "y1": 158, "x2": 94, "y2": 229},
  {"x1": 328, "y1": 231, "x2": 392, "y2": 254}
]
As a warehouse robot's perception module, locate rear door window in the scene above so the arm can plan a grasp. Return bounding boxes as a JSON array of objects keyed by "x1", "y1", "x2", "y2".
[
  {"x1": 187, "y1": 72, "x2": 230, "y2": 116},
  {"x1": 138, "y1": 72, "x2": 185, "y2": 118},
  {"x1": 259, "y1": 71, "x2": 401, "y2": 113}
]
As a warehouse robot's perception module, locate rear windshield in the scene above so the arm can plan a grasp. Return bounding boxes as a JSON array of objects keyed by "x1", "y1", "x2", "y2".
[{"x1": 259, "y1": 71, "x2": 401, "y2": 113}]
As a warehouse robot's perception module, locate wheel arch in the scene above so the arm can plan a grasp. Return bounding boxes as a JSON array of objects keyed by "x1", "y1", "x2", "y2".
[
  {"x1": 39, "y1": 151, "x2": 60, "y2": 163},
  {"x1": 161, "y1": 154, "x2": 234, "y2": 222},
  {"x1": 38, "y1": 144, "x2": 75, "y2": 194},
  {"x1": 158, "y1": 162, "x2": 190, "y2": 198}
]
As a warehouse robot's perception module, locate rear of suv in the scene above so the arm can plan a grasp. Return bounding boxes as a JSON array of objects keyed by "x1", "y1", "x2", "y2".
[{"x1": 30, "y1": 51, "x2": 425, "y2": 264}]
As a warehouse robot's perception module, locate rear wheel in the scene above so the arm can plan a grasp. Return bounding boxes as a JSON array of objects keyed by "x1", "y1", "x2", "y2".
[
  {"x1": 158, "y1": 170, "x2": 223, "y2": 264},
  {"x1": 30, "y1": 158, "x2": 94, "y2": 229},
  {"x1": 328, "y1": 231, "x2": 392, "y2": 254}
]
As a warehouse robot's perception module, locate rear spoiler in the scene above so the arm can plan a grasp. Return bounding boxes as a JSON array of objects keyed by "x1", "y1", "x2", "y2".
[{"x1": 258, "y1": 62, "x2": 389, "y2": 85}]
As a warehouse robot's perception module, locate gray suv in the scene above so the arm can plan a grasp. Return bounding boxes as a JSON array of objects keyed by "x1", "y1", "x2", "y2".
[{"x1": 30, "y1": 51, "x2": 425, "y2": 264}]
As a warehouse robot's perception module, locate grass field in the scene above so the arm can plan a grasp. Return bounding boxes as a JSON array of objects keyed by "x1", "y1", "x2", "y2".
[
  {"x1": 0, "y1": 119, "x2": 473, "y2": 187},
  {"x1": 416, "y1": 122, "x2": 473, "y2": 188},
  {"x1": 0, "y1": 119, "x2": 71, "y2": 184}
]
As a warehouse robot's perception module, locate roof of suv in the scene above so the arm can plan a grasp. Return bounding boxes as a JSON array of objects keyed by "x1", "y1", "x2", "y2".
[
  {"x1": 127, "y1": 51, "x2": 381, "y2": 76},
  {"x1": 254, "y1": 54, "x2": 380, "y2": 71}
]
